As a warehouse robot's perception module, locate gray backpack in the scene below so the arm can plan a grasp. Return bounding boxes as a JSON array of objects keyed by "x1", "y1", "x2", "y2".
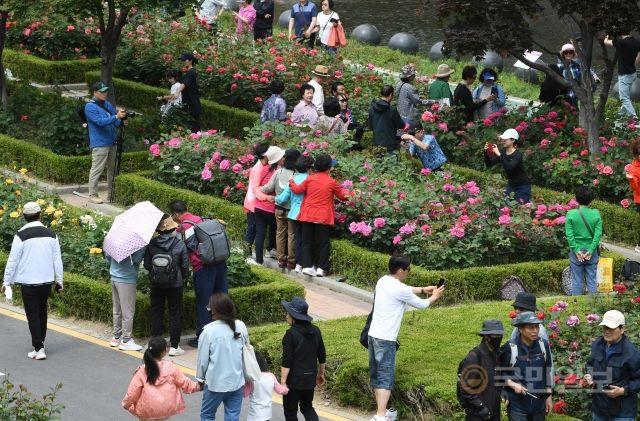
[{"x1": 183, "y1": 219, "x2": 230, "y2": 265}]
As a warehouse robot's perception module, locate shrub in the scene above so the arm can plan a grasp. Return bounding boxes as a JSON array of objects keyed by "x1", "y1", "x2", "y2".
[
  {"x1": 85, "y1": 72, "x2": 259, "y2": 137},
  {"x1": 4, "y1": 49, "x2": 100, "y2": 84},
  {"x1": 0, "y1": 375, "x2": 64, "y2": 420},
  {"x1": 0, "y1": 134, "x2": 151, "y2": 184}
]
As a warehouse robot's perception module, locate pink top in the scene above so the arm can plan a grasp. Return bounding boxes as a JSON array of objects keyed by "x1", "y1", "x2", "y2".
[
  {"x1": 235, "y1": 4, "x2": 256, "y2": 35},
  {"x1": 244, "y1": 160, "x2": 265, "y2": 212},
  {"x1": 253, "y1": 165, "x2": 276, "y2": 213},
  {"x1": 122, "y1": 360, "x2": 200, "y2": 419}
]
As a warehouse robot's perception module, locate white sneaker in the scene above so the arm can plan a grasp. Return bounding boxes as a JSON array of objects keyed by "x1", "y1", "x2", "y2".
[
  {"x1": 119, "y1": 339, "x2": 143, "y2": 351},
  {"x1": 35, "y1": 348, "x2": 46, "y2": 360},
  {"x1": 246, "y1": 257, "x2": 259, "y2": 265},
  {"x1": 169, "y1": 346, "x2": 185, "y2": 356},
  {"x1": 302, "y1": 267, "x2": 316, "y2": 276},
  {"x1": 27, "y1": 349, "x2": 37, "y2": 359},
  {"x1": 315, "y1": 268, "x2": 325, "y2": 277},
  {"x1": 369, "y1": 416, "x2": 386, "y2": 421},
  {"x1": 109, "y1": 337, "x2": 121, "y2": 347},
  {"x1": 294, "y1": 264, "x2": 302, "y2": 273}
]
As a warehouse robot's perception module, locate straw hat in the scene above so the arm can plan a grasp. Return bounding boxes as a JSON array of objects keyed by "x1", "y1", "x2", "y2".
[
  {"x1": 312, "y1": 64, "x2": 330, "y2": 77},
  {"x1": 157, "y1": 214, "x2": 178, "y2": 232},
  {"x1": 435, "y1": 63, "x2": 455, "y2": 78}
]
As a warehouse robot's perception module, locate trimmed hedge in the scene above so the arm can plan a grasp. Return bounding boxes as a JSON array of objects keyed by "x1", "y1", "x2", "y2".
[
  {"x1": 0, "y1": 134, "x2": 151, "y2": 184},
  {"x1": 2, "y1": 250, "x2": 303, "y2": 337},
  {"x1": 85, "y1": 72, "x2": 259, "y2": 137},
  {"x1": 115, "y1": 173, "x2": 247, "y2": 240},
  {"x1": 250, "y1": 298, "x2": 582, "y2": 420},
  {"x1": 116, "y1": 172, "x2": 622, "y2": 304},
  {"x1": 331, "y1": 239, "x2": 625, "y2": 302},
  {"x1": 4, "y1": 48, "x2": 100, "y2": 84}
]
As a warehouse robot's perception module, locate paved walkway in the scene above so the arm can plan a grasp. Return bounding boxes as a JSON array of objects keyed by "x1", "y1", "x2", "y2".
[{"x1": 0, "y1": 305, "x2": 367, "y2": 421}]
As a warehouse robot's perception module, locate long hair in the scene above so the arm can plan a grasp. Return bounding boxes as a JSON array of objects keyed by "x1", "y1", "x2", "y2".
[
  {"x1": 209, "y1": 293, "x2": 241, "y2": 339},
  {"x1": 144, "y1": 336, "x2": 167, "y2": 384}
]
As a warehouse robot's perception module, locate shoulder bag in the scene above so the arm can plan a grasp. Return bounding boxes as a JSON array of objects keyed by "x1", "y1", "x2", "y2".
[
  {"x1": 240, "y1": 328, "x2": 261, "y2": 381},
  {"x1": 359, "y1": 292, "x2": 400, "y2": 350}
]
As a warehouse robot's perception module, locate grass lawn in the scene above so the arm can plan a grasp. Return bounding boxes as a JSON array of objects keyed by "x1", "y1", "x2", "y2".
[{"x1": 249, "y1": 297, "x2": 593, "y2": 420}]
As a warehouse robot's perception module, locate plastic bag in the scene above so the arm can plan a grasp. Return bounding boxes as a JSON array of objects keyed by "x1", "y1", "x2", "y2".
[{"x1": 597, "y1": 257, "x2": 614, "y2": 293}]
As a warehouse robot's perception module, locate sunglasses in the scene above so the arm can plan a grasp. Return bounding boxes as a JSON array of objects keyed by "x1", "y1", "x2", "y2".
[
  {"x1": 563, "y1": 50, "x2": 575, "y2": 54},
  {"x1": 339, "y1": 99, "x2": 348, "y2": 103}
]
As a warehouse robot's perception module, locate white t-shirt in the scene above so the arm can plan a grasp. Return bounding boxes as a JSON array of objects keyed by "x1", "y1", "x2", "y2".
[
  {"x1": 316, "y1": 11, "x2": 339, "y2": 45},
  {"x1": 308, "y1": 78, "x2": 324, "y2": 115},
  {"x1": 200, "y1": 0, "x2": 226, "y2": 23},
  {"x1": 169, "y1": 82, "x2": 182, "y2": 106},
  {"x1": 368, "y1": 275, "x2": 430, "y2": 342},
  {"x1": 247, "y1": 372, "x2": 281, "y2": 421},
  {"x1": 477, "y1": 85, "x2": 493, "y2": 119}
]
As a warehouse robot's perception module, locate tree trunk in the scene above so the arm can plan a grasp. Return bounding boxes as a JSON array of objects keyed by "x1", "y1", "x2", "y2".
[
  {"x1": 100, "y1": 41, "x2": 117, "y2": 104},
  {"x1": 0, "y1": 11, "x2": 8, "y2": 107}
]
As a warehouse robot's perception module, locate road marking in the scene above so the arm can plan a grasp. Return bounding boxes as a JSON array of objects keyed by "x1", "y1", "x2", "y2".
[{"x1": 0, "y1": 307, "x2": 352, "y2": 421}]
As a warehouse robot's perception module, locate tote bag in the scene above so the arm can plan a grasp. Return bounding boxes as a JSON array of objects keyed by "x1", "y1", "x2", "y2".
[{"x1": 241, "y1": 331, "x2": 261, "y2": 381}]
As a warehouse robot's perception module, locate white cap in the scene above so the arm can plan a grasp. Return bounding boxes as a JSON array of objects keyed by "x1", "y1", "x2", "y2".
[
  {"x1": 264, "y1": 146, "x2": 285, "y2": 165},
  {"x1": 499, "y1": 128, "x2": 519, "y2": 141},
  {"x1": 22, "y1": 202, "x2": 41, "y2": 215},
  {"x1": 600, "y1": 310, "x2": 625, "y2": 328},
  {"x1": 561, "y1": 43, "x2": 575, "y2": 54}
]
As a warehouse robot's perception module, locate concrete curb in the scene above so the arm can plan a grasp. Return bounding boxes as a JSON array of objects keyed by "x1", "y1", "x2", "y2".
[{"x1": 260, "y1": 257, "x2": 373, "y2": 304}]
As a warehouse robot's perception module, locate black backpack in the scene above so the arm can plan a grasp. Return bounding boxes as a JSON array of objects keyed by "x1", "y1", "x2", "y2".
[
  {"x1": 149, "y1": 238, "x2": 179, "y2": 285},
  {"x1": 78, "y1": 99, "x2": 110, "y2": 124},
  {"x1": 456, "y1": 348, "x2": 480, "y2": 410},
  {"x1": 621, "y1": 259, "x2": 640, "y2": 281}
]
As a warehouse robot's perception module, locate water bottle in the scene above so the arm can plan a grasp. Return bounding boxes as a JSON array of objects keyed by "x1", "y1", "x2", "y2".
[{"x1": 385, "y1": 408, "x2": 398, "y2": 421}]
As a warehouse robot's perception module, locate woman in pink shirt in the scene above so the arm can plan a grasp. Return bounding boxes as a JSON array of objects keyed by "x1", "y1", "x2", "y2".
[
  {"x1": 233, "y1": 0, "x2": 256, "y2": 36},
  {"x1": 251, "y1": 146, "x2": 285, "y2": 265},
  {"x1": 243, "y1": 143, "x2": 270, "y2": 257}
]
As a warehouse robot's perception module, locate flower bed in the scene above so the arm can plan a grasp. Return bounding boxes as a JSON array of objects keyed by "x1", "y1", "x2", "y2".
[{"x1": 145, "y1": 123, "x2": 581, "y2": 270}]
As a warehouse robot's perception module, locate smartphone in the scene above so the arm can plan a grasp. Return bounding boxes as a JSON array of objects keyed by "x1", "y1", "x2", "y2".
[
  {"x1": 437, "y1": 278, "x2": 446, "y2": 288},
  {"x1": 491, "y1": 86, "x2": 498, "y2": 96},
  {"x1": 329, "y1": 18, "x2": 339, "y2": 23}
]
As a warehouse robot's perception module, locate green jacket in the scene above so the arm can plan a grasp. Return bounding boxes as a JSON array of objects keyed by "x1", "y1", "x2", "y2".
[
  {"x1": 565, "y1": 206, "x2": 602, "y2": 254},
  {"x1": 428, "y1": 78, "x2": 453, "y2": 102}
]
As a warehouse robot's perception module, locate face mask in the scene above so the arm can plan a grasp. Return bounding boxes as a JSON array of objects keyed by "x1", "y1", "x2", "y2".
[{"x1": 487, "y1": 336, "x2": 502, "y2": 350}]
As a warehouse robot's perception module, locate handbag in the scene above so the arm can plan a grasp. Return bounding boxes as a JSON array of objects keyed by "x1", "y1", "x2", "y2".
[
  {"x1": 241, "y1": 330, "x2": 261, "y2": 382},
  {"x1": 576, "y1": 208, "x2": 602, "y2": 253},
  {"x1": 359, "y1": 293, "x2": 400, "y2": 350}
]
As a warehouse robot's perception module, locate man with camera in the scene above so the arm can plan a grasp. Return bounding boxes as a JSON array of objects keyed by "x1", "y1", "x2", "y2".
[{"x1": 85, "y1": 81, "x2": 126, "y2": 204}]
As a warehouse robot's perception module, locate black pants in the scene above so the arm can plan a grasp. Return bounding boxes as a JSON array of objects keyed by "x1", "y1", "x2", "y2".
[
  {"x1": 244, "y1": 212, "x2": 256, "y2": 245},
  {"x1": 254, "y1": 27, "x2": 272, "y2": 41},
  {"x1": 254, "y1": 208, "x2": 276, "y2": 264},
  {"x1": 21, "y1": 284, "x2": 52, "y2": 351},
  {"x1": 283, "y1": 388, "x2": 318, "y2": 421},
  {"x1": 150, "y1": 286, "x2": 183, "y2": 348},
  {"x1": 301, "y1": 222, "x2": 331, "y2": 271},
  {"x1": 292, "y1": 220, "x2": 303, "y2": 266},
  {"x1": 189, "y1": 112, "x2": 201, "y2": 133}
]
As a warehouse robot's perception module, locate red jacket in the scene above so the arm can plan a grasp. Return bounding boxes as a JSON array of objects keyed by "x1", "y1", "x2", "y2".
[
  {"x1": 176, "y1": 212, "x2": 203, "y2": 272},
  {"x1": 628, "y1": 159, "x2": 640, "y2": 204},
  {"x1": 289, "y1": 171, "x2": 347, "y2": 225}
]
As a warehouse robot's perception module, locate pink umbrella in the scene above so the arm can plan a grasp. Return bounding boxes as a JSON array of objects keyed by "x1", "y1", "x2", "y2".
[{"x1": 103, "y1": 201, "x2": 164, "y2": 263}]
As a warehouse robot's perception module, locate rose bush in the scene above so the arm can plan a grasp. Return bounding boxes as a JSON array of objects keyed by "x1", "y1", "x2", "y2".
[{"x1": 149, "y1": 122, "x2": 575, "y2": 269}]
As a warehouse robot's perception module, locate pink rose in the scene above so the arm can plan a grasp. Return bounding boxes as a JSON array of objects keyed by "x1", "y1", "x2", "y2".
[
  {"x1": 232, "y1": 163, "x2": 243, "y2": 173},
  {"x1": 201, "y1": 166, "x2": 212, "y2": 180},
  {"x1": 373, "y1": 218, "x2": 386, "y2": 228},
  {"x1": 211, "y1": 152, "x2": 221, "y2": 162},
  {"x1": 392, "y1": 235, "x2": 403, "y2": 245},
  {"x1": 66, "y1": 25, "x2": 75, "y2": 31},
  {"x1": 219, "y1": 160, "x2": 230, "y2": 171},
  {"x1": 334, "y1": 70, "x2": 343, "y2": 78},
  {"x1": 367, "y1": 63, "x2": 375, "y2": 70},
  {"x1": 341, "y1": 180, "x2": 354, "y2": 188},
  {"x1": 262, "y1": 130, "x2": 273, "y2": 138},
  {"x1": 449, "y1": 226, "x2": 465, "y2": 238},
  {"x1": 442, "y1": 183, "x2": 455, "y2": 192},
  {"x1": 621, "y1": 199, "x2": 630, "y2": 208},
  {"x1": 498, "y1": 214, "x2": 511, "y2": 225},
  {"x1": 149, "y1": 144, "x2": 160, "y2": 157},
  {"x1": 23, "y1": 28, "x2": 32, "y2": 36},
  {"x1": 437, "y1": 122, "x2": 448, "y2": 132},
  {"x1": 420, "y1": 168, "x2": 431, "y2": 175},
  {"x1": 230, "y1": 83, "x2": 238, "y2": 92}
]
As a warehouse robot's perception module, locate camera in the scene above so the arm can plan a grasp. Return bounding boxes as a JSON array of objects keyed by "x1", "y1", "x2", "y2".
[{"x1": 123, "y1": 110, "x2": 138, "y2": 119}]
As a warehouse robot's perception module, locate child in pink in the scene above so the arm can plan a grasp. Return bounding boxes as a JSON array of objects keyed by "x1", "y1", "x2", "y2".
[{"x1": 122, "y1": 337, "x2": 201, "y2": 420}]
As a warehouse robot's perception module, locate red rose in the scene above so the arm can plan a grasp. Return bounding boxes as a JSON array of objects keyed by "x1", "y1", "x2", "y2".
[
  {"x1": 553, "y1": 400, "x2": 568, "y2": 414},
  {"x1": 537, "y1": 312, "x2": 545, "y2": 320},
  {"x1": 508, "y1": 311, "x2": 517, "y2": 319},
  {"x1": 563, "y1": 373, "x2": 578, "y2": 385}
]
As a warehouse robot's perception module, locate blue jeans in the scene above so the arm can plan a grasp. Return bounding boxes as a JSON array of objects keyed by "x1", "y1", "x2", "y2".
[
  {"x1": 368, "y1": 336, "x2": 396, "y2": 390},
  {"x1": 569, "y1": 250, "x2": 599, "y2": 295},
  {"x1": 506, "y1": 183, "x2": 531, "y2": 204},
  {"x1": 618, "y1": 73, "x2": 637, "y2": 118},
  {"x1": 592, "y1": 413, "x2": 634, "y2": 421},
  {"x1": 194, "y1": 263, "x2": 228, "y2": 336},
  {"x1": 201, "y1": 386, "x2": 243, "y2": 421}
]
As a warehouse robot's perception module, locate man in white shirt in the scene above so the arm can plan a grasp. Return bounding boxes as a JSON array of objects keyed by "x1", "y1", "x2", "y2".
[
  {"x1": 1, "y1": 202, "x2": 63, "y2": 361},
  {"x1": 199, "y1": 0, "x2": 226, "y2": 25},
  {"x1": 367, "y1": 255, "x2": 444, "y2": 421},
  {"x1": 308, "y1": 64, "x2": 330, "y2": 115}
]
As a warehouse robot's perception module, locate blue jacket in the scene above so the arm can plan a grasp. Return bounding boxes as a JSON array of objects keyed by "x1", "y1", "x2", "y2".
[
  {"x1": 276, "y1": 172, "x2": 308, "y2": 220},
  {"x1": 588, "y1": 335, "x2": 640, "y2": 418},
  {"x1": 85, "y1": 98, "x2": 121, "y2": 148},
  {"x1": 499, "y1": 337, "x2": 552, "y2": 415},
  {"x1": 105, "y1": 248, "x2": 146, "y2": 284},
  {"x1": 472, "y1": 84, "x2": 506, "y2": 115}
]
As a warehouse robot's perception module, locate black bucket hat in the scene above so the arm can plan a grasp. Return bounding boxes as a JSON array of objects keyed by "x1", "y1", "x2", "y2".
[
  {"x1": 281, "y1": 296, "x2": 313, "y2": 321},
  {"x1": 478, "y1": 319, "x2": 504, "y2": 336},
  {"x1": 512, "y1": 292, "x2": 536, "y2": 311}
]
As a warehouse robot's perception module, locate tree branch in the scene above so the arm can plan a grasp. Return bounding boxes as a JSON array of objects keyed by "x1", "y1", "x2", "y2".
[{"x1": 510, "y1": 50, "x2": 570, "y2": 88}]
